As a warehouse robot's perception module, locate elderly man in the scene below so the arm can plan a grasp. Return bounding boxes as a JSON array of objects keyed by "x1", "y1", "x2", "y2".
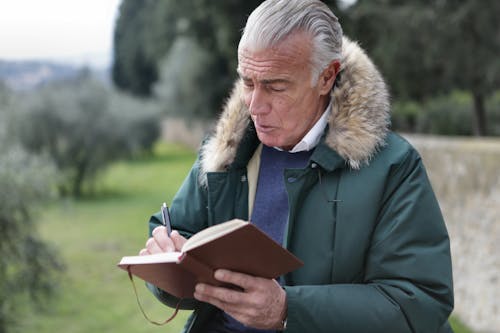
[{"x1": 140, "y1": 0, "x2": 454, "y2": 332}]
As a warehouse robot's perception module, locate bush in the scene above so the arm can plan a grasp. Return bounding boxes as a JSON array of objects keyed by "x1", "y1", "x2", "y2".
[
  {"x1": 391, "y1": 91, "x2": 500, "y2": 136},
  {"x1": 416, "y1": 91, "x2": 474, "y2": 136},
  {"x1": 486, "y1": 91, "x2": 500, "y2": 135},
  {"x1": 0, "y1": 104, "x2": 63, "y2": 332},
  {"x1": 10, "y1": 72, "x2": 161, "y2": 197},
  {"x1": 154, "y1": 37, "x2": 230, "y2": 120},
  {"x1": 391, "y1": 100, "x2": 421, "y2": 133}
]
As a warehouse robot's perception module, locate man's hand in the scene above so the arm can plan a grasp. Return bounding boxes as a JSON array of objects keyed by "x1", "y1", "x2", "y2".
[
  {"x1": 194, "y1": 269, "x2": 287, "y2": 330},
  {"x1": 139, "y1": 226, "x2": 187, "y2": 255}
]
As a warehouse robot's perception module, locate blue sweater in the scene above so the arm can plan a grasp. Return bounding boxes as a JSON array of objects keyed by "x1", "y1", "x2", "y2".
[{"x1": 206, "y1": 145, "x2": 313, "y2": 333}]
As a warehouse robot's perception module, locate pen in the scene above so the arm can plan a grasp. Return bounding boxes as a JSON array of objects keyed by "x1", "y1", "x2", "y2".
[{"x1": 161, "y1": 202, "x2": 172, "y2": 236}]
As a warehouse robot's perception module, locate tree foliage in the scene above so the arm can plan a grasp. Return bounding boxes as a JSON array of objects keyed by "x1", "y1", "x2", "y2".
[
  {"x1": 0, "y1": 92, "x2": 63, "y2": 333},
  {"x1": 154, "y1": 37, "x2": 219, "y2": 119},
  {"x1": 11, "y1": 71, "x2": 161, "y2": 197},
  {"x1": 113, "y1": 0, "x2": 267, "y2": 116},
  {"x1": 112, "y1": 1, "x2": 160, "y2": 96},
  {"x1": 113, "y1": 0, "x2": 347, "y2": 118},
  {"x1": 345, "y1": 0, "x2": 500, "y2": 135},
  {"x1": 112, "y1": 1, "x2": 499, "y2": 135}
]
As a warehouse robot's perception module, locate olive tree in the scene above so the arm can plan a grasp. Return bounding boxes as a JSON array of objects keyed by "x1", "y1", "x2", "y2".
[
  {"x1": 11, "y1": 72, "x2": 161, "y2": 197},
  {"x1": 0, "y1": 87, "x2": 63, "y2": 333}
]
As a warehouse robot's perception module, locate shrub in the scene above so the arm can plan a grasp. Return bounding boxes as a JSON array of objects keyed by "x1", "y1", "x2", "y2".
[
  {"x1": 154, "y1": 37, "x2": 230, "y2": 120},
  {"x1": 393, "y1": 90, "x2": 500, "y2": 136},
  {"x1": 416, "y1": 91, "x2": 474, "y2": 136},
  {"x1": 11, "y1": 72, "x2": 161, "y2": 197},
  {"x1": 486, "y1": 91, "x2": 500, "y2": 136},
  {"x1": 0, "y1": 104, "x2": 63, "y2": 332},
  {"x1": 391, "y1": 100, "x2": 421, "y2": 133},
  {"x1": 391, "y1": 91, "x2": 500, "y2": 136}
]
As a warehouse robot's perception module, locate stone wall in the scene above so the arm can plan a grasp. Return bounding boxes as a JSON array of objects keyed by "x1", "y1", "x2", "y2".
[
  {"x1": 406, "y1": 134, "x2": 500, "y2": 333},
  {"x1": 161, "y1": 117, "x2": 214, "y2": 150}
]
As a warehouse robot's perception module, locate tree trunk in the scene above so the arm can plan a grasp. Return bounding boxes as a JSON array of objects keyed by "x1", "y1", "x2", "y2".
[
  {"x1": 472, "y1": 92, "x2": 487, "y2": 136},
  {"x1": 72, "y1": 162, "x2": 87, "y2": 198},
  {"x1": 0, "y1": 261, "x2": 7, "y2": 333}
]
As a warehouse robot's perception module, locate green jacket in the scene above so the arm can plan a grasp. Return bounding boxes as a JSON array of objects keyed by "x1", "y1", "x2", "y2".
[{"x1": 147, "y1": 38, "x2": 454, "y2": 332}]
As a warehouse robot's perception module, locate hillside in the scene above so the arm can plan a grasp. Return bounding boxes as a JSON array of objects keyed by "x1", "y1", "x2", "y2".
[{"x1": 0, "y1": 60, "x2": 110, "y2": 91}]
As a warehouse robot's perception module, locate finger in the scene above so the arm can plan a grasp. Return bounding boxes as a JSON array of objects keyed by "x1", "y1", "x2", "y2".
[
  {"x1": 170, "y1": 230, "x2": 187, "y2": 251},
  {"x1": 193, "y1": 285, "x2": 251, "y2": 325},
  {"x1": 139, "y1": 248, "x2": 149, "y2": 256},
  {"x1": 193, "y1": 285, "x2": 232, "y2": 315},
  {"x1": 214, "y1": 269, "x2": 256, "y2": 291},
  {"x1": 145, "y1": 237, "x2": 164, "y2": 254},
  {"x1": 193, "y1": 284, "x2": 228, "y2": 310},
  {"x1": 152, "y1": 226, "x2": 175, "y2": 252},
  {"x1": 152, "y1": 225, "x2": 166, "y2": 237},
  {"x1": 194, "y1": 282, "x2": 246, "y2": 306}
]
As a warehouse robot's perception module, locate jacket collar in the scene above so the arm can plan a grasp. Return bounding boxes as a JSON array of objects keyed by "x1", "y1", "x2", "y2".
[{"x1": 199, "y1": 37, "x2": 390, "y2": 183}]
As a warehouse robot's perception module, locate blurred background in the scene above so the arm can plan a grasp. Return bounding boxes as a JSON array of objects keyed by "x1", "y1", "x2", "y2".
[{"x1": 0, "y1": 1, "x2": 498, "y2": 332}]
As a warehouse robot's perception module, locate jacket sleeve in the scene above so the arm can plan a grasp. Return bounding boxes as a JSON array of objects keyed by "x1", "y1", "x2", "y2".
[
  {"x1": 284, "y1": 148, "x2": 454, "y2": 333},
  {"x1": 146, "y1": 157, "x2": 209, "y2": 310}
]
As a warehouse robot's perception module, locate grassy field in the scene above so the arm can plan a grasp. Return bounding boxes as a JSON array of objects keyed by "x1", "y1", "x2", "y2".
[
  {"x1": 19, "y1": 143, "x2": 472, "y2": 333},
  {"x1": 19, "y1": 143, "x2": 195, "y2": 333}
]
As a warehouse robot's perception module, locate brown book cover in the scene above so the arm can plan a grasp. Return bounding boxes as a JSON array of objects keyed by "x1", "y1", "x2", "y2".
[{"x1": 117, "y1": 219, "x2": 303, "y2": 299}]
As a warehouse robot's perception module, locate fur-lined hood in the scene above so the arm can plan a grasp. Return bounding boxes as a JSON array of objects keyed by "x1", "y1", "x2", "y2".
[{"x1": 200, "y1": 37, "x2": 390, "y2": 178}]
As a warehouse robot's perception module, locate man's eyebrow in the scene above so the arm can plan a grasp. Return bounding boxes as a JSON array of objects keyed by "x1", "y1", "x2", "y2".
[
  {"x1": 261, "y1": 78, "x2": 290, "y2": 85},
  {"x1": 237, "y1": 73, "x2": 290, "y2": 85},
  {"x1": 238, "y1": 73, "x2": 251, "y2": 81}
]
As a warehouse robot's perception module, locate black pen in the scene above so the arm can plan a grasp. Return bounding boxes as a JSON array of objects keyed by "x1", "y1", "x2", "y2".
[{"x1": 161, "y1": 202, "x2": 172, "y2": 236}]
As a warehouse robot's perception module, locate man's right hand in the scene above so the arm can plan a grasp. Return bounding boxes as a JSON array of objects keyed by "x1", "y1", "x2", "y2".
[{"x1": 139, "y1": 226, "x2": 187, "y2": 255}]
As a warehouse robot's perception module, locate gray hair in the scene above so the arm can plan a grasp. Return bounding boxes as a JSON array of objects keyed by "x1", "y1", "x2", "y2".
[{"x1": 238, "y1": 0, "x2": 343, "y2": 84}]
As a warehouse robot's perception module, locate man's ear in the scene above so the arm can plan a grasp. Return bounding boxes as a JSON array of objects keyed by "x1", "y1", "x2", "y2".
[{"x1": 318, "y1": 60, "x2": 340, "y2": 95}]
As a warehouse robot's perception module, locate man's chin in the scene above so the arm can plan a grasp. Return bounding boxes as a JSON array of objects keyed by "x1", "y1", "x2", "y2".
[
  {"x1": 257, "y1": 134, "x2": 293, "y2": 150},
  {"x1": 257, "y1": 133, "x2": 277, "y2": 147}
]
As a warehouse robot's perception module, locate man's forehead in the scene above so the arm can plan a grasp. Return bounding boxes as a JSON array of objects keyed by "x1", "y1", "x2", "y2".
[
  {"x1": 237, "y1": 36, "x2": 312, "y2": 78},
  {"x1": 237, "y1": 56, "x2": 298, "y2": 82},
  {"x1": 239, "y1": 32, "x2": 311, "y2": 60}
]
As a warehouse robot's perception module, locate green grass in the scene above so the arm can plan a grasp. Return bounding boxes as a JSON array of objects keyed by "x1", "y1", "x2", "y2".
[
  {"x1": 450, "y1": 316, "x2": 474, "y2": 333},
  {"x1": 18, "y1": 142, "x2": 474, "y2": 333},
  {"x1": 19, "y1": 143, "x2": 196, "y2": 333}
]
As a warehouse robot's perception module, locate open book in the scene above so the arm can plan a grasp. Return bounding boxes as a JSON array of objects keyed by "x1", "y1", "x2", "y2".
[{"x1": 117, "y1": 219, "x2": 303, "y2": 299}]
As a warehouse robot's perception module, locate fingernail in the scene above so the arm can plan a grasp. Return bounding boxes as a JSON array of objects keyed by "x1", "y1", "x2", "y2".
[{"x1": 214, "y1": 269, "x2": 225, "y2": 280}]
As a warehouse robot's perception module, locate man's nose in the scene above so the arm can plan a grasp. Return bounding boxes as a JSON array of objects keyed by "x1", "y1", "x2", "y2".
[{"x1": 248, "y1": 88, "x2": 271, "y2": 115}]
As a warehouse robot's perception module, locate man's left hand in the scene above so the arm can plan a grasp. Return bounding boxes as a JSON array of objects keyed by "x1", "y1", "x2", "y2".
[{"x1": 193, "y1": 269, "x2": 287, "y2": 330}]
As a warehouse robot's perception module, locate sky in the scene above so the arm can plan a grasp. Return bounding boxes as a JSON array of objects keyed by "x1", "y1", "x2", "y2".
[
  {"x1": 0, "y1": 0, "x2": 121, "y2": 68},
  {"x1": 0, "y1": 1, "x2": 357, "y2": 69}
]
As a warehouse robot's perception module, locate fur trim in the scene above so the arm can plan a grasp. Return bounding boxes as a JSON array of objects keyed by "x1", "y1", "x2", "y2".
[
  {"x1": 327, "y1": 38, "x2": 390, "y2": 169},
  {"x1": 199, "y1": 37, "x2": 390, "y2": 184},
  {"x1": 198, "y1": 82, "x2": 250, "y2": 184}
]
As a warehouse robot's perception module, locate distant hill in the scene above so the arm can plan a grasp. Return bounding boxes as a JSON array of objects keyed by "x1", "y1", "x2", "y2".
[{"x1": 0, "y1": 60, "x2": 109, "y2": 91}]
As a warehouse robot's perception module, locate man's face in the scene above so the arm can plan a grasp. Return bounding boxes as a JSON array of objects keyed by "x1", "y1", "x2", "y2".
[{"x1": 238, "y1": 32, "x2": 330, "y2": 150}]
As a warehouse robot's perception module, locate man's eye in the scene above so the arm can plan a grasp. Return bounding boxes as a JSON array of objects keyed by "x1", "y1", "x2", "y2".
[
  {"x1": 268, "y1": 85, "x2": 286, "y2": 92},
  {"x1": 243, "y1": 80, "x2": 254, "y2": 88}
]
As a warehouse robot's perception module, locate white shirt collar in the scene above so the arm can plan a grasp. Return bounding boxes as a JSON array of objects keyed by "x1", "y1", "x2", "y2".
[{"x1": 274, "y1": 100, "x2": 331, "y2": 153}]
